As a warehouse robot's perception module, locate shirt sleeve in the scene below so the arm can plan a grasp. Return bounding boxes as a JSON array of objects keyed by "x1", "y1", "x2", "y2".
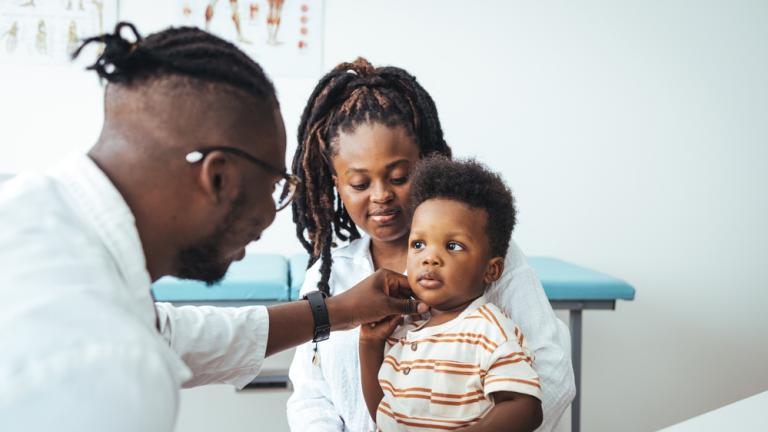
[
  {"x1": 286, "y1": 261, "x2": 345, "y2": 432},
  {"x1": 484, "y1": 240, "x2": 576, "y2": 430},
  {"x1": 482, "y1": 336, "x2": 542, "y2": 400},
  {"x1": 0, "y1": 343, "x2": 179, "y2": 432},
  {"x1": 155, "y1": 302, "x2": 269, "y2": 389}
]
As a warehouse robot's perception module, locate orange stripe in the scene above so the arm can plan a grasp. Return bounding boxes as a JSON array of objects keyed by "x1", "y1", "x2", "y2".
[
  {"x1": 394, "y1": 337, "x2": 495, "y2": 353},
  {"x1": 486, "y1": 374, "x2": 539, "y2": 382},
  {"x1": 432, "y1": 331, "x2": 499, "y2": 346},
  {"x1": 379, "y1": 380, "x2": 484, "y2": 400},
  {"x1": 495, "y1": 351, "x2": 529, "y2": 361},
  {"x1": 480, "y1": 305, "x2": 508, "y2": 341},
  {"x1": 379, "y1": 402, "x2": 484, "y2": 425},
  {"x1": 378, "y1": 381, "x2": 432, "y2": 394},
  {"x1": 490, "y1": 351, "x2": 532, "y2": 367},
  {"x1": 377, "y1": 405, "x2": 469, "y2": 430},
  {"x1": 484, "y1": 376, "x2": 541, "y2": 389},
  {"x1": 428, "y1": 396, "x2": 487, "y2": 406},
  {"x1": 403, "y1": 331, "x2": 499, "y2": 349},
  {"x1": 383, "y1": 362, "x2": 482, "y2": 376},
  {"x1": 383, "y1": 363, "x2": 482, "y2": 375},
  {"x1": 474, "y1": 306, "x2": 496, "y2": 327},
  {"x1": 513, "y1": 326, "x2": 526, "y2": 346},
  {"x1": 382, "y1": 392, "x2": 487, "y2": 406},
  {"x1": 384, "y1": 356, "x2": 481, "y2": 369},
  {"x1": 487, "y1": 358, "x2": 530, "y2": 370},
  {"x1": 382, "y1": 357, "x2": 483, "y2": 376}
]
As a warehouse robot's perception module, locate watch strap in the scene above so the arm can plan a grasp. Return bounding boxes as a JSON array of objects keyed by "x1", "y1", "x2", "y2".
[{"x1": 303, "y1": 290, "x2": 330, "y2": 342}]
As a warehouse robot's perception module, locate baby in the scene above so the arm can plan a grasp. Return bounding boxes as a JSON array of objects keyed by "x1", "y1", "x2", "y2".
[{"x1": 359, "y1": 156, "x2": 542, "y2": 431}]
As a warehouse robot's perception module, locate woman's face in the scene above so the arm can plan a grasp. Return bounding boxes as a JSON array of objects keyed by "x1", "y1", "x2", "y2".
[{"x1": 331, "y1": 123, "x2": 420, "y2": 243}]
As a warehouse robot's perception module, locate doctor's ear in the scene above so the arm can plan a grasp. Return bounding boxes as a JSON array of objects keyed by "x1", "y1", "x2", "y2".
[
  {"x1": 483, "y1": 257, "x2": 505, "y2": 285},
  {"x1": 198, "y1": 151, "x2": 241, "y2": 204}
]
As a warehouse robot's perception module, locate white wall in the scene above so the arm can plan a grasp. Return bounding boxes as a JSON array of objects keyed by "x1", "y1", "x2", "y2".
[{"x1": 2, "y1": 1, "x2": 767, "y2": 431}]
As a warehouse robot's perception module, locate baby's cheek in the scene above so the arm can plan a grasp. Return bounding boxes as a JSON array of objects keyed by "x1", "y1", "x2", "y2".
[{"x1": 407, "y1": 278, "x2": 417, "y2": 294}]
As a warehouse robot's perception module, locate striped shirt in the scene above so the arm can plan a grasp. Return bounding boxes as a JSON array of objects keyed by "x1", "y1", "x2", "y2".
[{"x1": 376, "y1": 297, "x2": 541, "y2": 431}]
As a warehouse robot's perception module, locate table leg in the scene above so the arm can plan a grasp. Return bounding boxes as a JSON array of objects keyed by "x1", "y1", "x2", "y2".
[{"x1": 570, "y1": 309, "x2": 582, "y2": 432}]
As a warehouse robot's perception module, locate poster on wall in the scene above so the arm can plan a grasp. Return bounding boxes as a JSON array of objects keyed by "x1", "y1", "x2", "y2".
[
  {"x1": 0, "y1": 0, "x2": 119, "y2": 64},
  {"x1": 177, "y1": 0, "x2": 324, "y2": 78}
]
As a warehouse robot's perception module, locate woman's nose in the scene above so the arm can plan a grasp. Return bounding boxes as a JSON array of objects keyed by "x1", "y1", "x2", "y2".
[{"x1": 370, "y1": 182, "x2": 394, "y2": 203}]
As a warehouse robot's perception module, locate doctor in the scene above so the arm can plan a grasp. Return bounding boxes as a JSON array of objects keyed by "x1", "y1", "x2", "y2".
[{"x1": 0, "y1": 23, "x2": 425, "y2": 431}]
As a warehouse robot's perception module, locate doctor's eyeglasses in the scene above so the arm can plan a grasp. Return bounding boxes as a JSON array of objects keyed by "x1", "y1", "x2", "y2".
[{"x1": 185, "y1": 146, "x2": 299, "y2": 211}]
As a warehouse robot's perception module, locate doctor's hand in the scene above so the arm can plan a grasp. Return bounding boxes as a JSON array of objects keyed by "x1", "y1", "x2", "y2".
[{"x1": 326, "y1": 268, "x2": 429, "y2": 332}]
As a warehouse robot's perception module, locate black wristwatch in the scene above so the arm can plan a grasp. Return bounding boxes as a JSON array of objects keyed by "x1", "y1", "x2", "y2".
[{"x1": 303, "y1": 290, "x2": 331, "y2": 342}]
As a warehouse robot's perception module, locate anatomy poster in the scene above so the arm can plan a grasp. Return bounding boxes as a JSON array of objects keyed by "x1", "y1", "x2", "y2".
[
  {"x1": 0, "y1": 0, "x2": 119, "y2": 64},
  {"x1": 178, "y1": 0, "x2": 324, "y2": 78}
]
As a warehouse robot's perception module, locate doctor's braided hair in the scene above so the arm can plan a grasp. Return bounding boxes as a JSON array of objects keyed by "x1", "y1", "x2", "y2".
[
  {"x1": 72, "y1": 21, "x2": 277, "y2": 106},
  {"x1": 292, "y1": 57, "x2": 452, "y2": 295}
]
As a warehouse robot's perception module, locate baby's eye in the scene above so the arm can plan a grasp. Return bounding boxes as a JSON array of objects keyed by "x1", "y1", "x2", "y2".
[
  {"x1": 446, "y1": 241, "x2": 465, "y2": 251},
  {"x1": 411, "y1": 240, "x2": 425, "y2": 250}
]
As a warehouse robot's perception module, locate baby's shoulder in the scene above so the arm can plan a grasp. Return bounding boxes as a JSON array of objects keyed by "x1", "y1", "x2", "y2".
[{"x1": 462, "y1": 303, "x2": 522, "y2": 345}]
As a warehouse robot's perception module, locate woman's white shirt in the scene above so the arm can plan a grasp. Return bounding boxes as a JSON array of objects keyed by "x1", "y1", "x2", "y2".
[{"x1": 287, "y1": 236, "x2": 575, "y2": 432}]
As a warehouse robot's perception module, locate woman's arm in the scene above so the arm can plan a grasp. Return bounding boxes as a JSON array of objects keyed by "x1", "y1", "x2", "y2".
[
  {"x1": 461, "y1": 392, "x2": 542, "y2": 432},
  {"x1": 485, "y1": 240, "x2": 576, "y2": 429}
]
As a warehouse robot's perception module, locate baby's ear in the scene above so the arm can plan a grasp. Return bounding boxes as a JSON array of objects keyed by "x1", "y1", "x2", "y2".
[{"x1": 483, "y1": 257, "x2": 505, "y2": 284}]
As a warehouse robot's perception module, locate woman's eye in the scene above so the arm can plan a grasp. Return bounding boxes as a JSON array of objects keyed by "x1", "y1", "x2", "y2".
[
  {"x1": 411, "y1": 240, "x2": 425, "y2": 250},
  {"x1": 391, "y1": 177, "x2": 408, "y2": 185},
  {"x1": 351, "y1": 183, "x2": 368, "y2": 191},
  {"x1": 447, "y1": 241, "x2": 465, "y2": 251}
]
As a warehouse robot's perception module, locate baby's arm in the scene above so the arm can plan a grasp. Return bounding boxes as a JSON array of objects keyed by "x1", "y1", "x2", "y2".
[
  {"x1": 466, "y1": 318, "x2": 543, "y2": 432},
  {"x1": 359, "y1": 316, "x2": 402, "y2": 421},
  {"x1": 460, "y1": 391, "x2": 542, "y2": 432}
]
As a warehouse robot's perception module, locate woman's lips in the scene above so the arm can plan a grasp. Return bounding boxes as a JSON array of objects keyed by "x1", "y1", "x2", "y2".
[{"x1": 369, "y1": 208, "x2": 400, "y2": 224}]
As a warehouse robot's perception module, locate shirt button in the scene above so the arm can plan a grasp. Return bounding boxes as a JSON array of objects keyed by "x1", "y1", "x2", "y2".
[
  {"x1": 403, "y1": 367, "x2": 411, "y2": 375},
  {"x1": 410, "y1": 342, "x2": 418, "y2": 351}
]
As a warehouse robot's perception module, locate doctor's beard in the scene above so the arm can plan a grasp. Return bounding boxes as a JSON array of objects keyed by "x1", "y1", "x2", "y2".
[{"x1": 175, "y1": 192, "x2": 247, "y2": 285}]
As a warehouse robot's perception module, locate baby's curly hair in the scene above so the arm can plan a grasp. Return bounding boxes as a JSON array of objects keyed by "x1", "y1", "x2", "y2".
[{"x1": 409, "y1": 156, "x2": 516, "y2": 258}]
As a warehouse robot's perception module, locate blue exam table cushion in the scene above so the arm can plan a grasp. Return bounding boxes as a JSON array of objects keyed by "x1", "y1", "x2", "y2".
[
  {"x1": 152, "y1": 254, "x2": 290, "y2": 302},
  {"x1": 528, "y1": 257, "x2": 635, "y2": 301}
]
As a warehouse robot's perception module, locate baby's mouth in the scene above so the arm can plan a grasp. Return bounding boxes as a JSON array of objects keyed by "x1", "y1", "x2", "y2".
[{"x1": 417, "y1": 271, "x2": 443, "y2": 289}]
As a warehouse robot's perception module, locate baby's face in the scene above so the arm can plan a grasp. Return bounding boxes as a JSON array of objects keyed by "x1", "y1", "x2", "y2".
[{"x1": 406, "y1": 198, "x2": 493, "y2": 311}]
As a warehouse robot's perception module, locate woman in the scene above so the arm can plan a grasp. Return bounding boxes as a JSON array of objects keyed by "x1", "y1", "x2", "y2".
[{"x1": 287, "y1": 58, "x2": 574, "y2": 431}]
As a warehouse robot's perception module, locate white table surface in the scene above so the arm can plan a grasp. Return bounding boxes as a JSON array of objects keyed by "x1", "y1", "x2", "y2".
[{"x1": 659, "y1": 390, "x2": 768, "y2": 431}]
